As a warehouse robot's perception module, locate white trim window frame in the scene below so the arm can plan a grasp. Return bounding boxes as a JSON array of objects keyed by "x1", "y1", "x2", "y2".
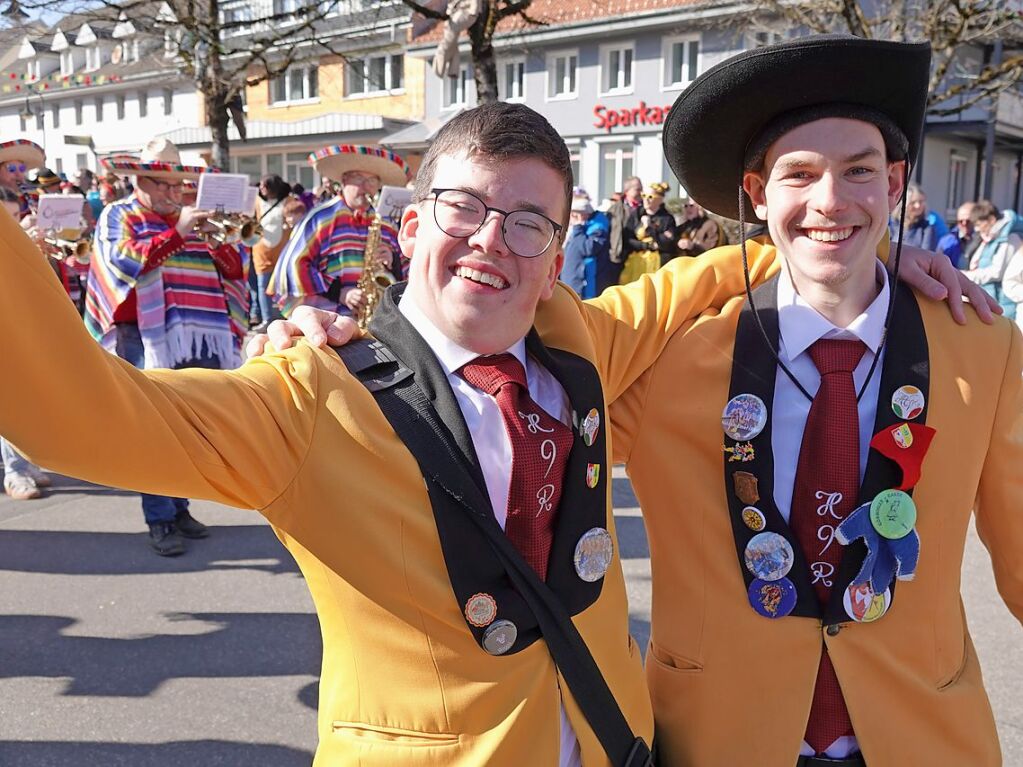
[
  {"x1": 269, "y1": 65, "x2": 320, "y2": 106},
  {"x1": 440, "y1": 64, "x2": 471, "y2": 110},
  {"x1": 661, "y1": 34, "x2": 701, "y2": 91},
  {"x1": 60, "y1": 50, "x2": 74, "y2": 76},
  {"x1": 85, "y1": 45, "x2": 102, "y2": 71},
  {"x1": 499, "y1": 56, "x2": 526, "y2": 102},
  {"x1": 346, "y1": 53, "x2": 404, "y2": 98},
  {"x1": 546, "y1": 48, "x2": 579, "y2": 101},
  {"x1": 598, "y1": 42, "x2": 634, "y2": 97}
]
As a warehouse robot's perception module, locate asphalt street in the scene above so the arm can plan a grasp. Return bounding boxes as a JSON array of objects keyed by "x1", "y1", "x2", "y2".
[{"x1": 0, "y1": 466, "x2": 1019, "y2": 766}]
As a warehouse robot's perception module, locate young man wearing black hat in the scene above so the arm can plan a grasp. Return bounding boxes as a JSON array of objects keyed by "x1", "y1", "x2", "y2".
[{"x1": 270, "y1": 36, "x2": 1016, "y2": 767}]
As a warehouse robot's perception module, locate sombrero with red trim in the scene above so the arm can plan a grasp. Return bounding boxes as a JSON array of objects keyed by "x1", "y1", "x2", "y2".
[
  {"x1": 101, "y1": 138, "x2": 211, "y2": 181},
  {"x1": 0, "y1": 139, "x2": 45, "y2": 169},
  {"x1": 311, "y1": 145, "x2": 410, "y2": 186}
]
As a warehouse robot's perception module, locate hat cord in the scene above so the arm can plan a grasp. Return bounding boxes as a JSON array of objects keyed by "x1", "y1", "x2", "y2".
[{"x1": 736, "y1": 161, "x2": 910, "y2": 404}]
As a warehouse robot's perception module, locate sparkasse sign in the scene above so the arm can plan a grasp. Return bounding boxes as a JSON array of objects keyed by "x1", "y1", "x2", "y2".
[{"x1": 593, "y1": 101, "x2": 674, "y2": 133}]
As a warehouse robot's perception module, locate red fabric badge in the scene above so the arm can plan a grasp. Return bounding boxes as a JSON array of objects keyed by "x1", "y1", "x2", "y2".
[{"x1": 869, "y1": 422, "x2": 936, "y2": 490}]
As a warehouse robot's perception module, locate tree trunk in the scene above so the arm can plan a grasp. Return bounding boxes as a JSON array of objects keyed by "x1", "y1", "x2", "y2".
[
  {"x1": 469, "y1": 1, "x2": 499, "y2": 103},
  {"x1": 206, "y1": 88, "x2": 231, "y2": 170}
]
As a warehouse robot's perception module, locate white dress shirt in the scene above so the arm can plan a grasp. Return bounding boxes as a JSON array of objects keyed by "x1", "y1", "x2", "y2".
[
  {"x1": 772, "y1": 262, "x2": 889, "y2": 759},
  {"x1": 399, "y1": 293, "x2": 581, "y2": 767}
]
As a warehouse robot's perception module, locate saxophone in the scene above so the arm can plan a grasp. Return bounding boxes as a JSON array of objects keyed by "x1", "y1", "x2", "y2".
[{"x1": 355, "y1": 206, "x2": 396, "y2": 330}]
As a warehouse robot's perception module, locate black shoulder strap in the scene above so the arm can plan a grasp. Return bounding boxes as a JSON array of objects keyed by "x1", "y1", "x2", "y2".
[{"x1": 335, "y1": 339, "x2": 652, "y2": 767}]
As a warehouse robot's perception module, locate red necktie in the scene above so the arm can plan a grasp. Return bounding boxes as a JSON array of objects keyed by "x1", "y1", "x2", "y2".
[
  {"x1": 460, "y1": 354, "x2": 574, "y2": 580},
  {"x1": 790, "y1": 338, "x2": 866, "y2": 754}
]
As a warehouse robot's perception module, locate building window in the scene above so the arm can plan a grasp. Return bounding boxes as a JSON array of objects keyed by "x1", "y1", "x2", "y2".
[
  {"x1": 600, "y1": 142, "x2": 635, "y2": 202},
  {"x1": 138, "y1": 89, "x2": 148, "y2": 117},
  {"x1": 26, "y1": 59, "x2": 41, "y2": 80},
  {"x1": 547, "y1": 51, "x2": 578, "y2": 99},
  {"x1": 55, "y1": 158, "x2": 63, "y2": 174},
  {"x1": 51, "y1": 104, "x2": 60, "y2": 128},
  {"x1": 285, "y1": 150, "x2": 315, "y2": 190},
  {"x1": 35, "y1": 109, "x2": 43, "y2": 130},
  {"x1": 600, "y1": 44, "x2": 633, "y2": 95},
  {"x1": 500, "y1": 58, "x2": 525, "y2": 101},
  {"x1": 663, "y1": 35, "x2": 700, "y2": 89},
  {"x1": 60, "y1": 50, "x2": 74, "y2": 76},
  {"x1": 116, "y1": 94, "x2": 126, "y2": 120},
  {"x1": 74, "y1": 99, "x2": 83, "y2": 125},
  {"x1": 569, "y1": 145, "x2": 581, "y2": 186},
  {"x1": 749, "y1": 30, "x2": 783, "y2": 48},
  {"x1": 76, "y1": 152, "x2": 87, "y2": 169},
  {"x1": 947, "y1": 152, "x2": 969, "y2": 214},
  {"x1": 442, "y1": 65, "x2": 471, "y2": 109},
  {"x1": 346, "y1": 54, "x2": 403, "y2": 97},
  {"x1": 85, "y1": 45, "x2": 102, "y2": 71},
  {"x1": 163, "y1": 88, "x2": 173, "y2": 116},
  {"x1": 232, "y1": 154, "x2": 263, "y2": 182},
  {"x1": 95, "y1": 96, "x2": 104, "y2": 122},
  {"x1": 270, "y1": 65, "x2": 319, "y2": 104},
  {"x1": 19, "y1": 114, "x2": 26, "y2": 132}
]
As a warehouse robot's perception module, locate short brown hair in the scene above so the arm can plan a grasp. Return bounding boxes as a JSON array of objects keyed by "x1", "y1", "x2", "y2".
[
  {"x1": 412, "y1": 102, "x2": 573, "y2": 228},
  {"x1": 283, "y1": 196, "x2": 308, "y2": 221},
  {"x1": 970, "y1": 199, "x2": 999, "y2": 223}
]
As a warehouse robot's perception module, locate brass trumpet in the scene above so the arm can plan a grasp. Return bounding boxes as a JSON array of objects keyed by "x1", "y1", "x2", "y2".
[
  {"x1": 195, "y1": 213, "x2": 263, "y2": 247},
  {"x1": 42, "y1": 228, "x2": 91, "y2": 263}
]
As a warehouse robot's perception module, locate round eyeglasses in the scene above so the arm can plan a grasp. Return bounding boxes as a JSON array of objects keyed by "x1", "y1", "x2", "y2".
[{"x1": 430, "y1": 187, "x2": 562, "y2": 258}]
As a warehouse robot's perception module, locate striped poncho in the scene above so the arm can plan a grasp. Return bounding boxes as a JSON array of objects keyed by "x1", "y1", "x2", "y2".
[
  {"x1": 267, "y1": 197, "x2": 400, "y2": 317},
  {"x1": 85, "y1": 194, "x2": 249, "y2": 370}
]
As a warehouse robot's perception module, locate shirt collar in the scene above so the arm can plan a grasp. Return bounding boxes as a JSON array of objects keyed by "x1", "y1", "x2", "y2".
[
  {"x1": 398, "y1": 290, "x2": 528, "y2": 378},
  {"x1": 777, "y1": 259, "x2": 890, "y2": 361}
]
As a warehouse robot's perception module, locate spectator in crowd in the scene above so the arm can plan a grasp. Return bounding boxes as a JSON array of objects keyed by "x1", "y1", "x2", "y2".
[
  {"x1": 896, "y1": 182, "x2": 948, "y2": 251},
  {"x1": 292, "y1": 183, "x2": 316, "y2": 212},
  {"x1": 675, "y1": 198, "x2": 724, "y2": 258},
  {"x1": 560, "y1": 186, "x2": 610, "y2": 298},
  {"x1": 605, "y1": 175, "x2": 642, "y2": 289},
  {"x1": 87, "y1": 138, "x2": 250, "y2": 556},
  {"x1": 77, "y1": 167, "x2": 104, "y2": 220},
  {"x1": 619, "y1": 181, "x2": 676, "y2": 282},
  {"x1": 963, "y1": 199, "x2": 1023, "y2": 320},
  {"x1": 250, "y1": 174, "x2": 293, "y2": 331},
  {"x1": 0, "y1": 184, "x2": 51, "y2": 500}
]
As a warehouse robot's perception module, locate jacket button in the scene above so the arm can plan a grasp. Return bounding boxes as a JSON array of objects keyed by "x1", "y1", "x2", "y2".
[{"x1": 827, "y1": 624, "x2": 842, "y2": 636}]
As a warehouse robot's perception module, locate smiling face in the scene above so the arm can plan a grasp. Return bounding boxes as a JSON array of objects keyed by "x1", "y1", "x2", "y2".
[
  {"x1": 400, "y1": 152, "x2": 566, "y2": 355},
  {"x1": 743, "y1": 118, "x2": 905, "y2": 309}
]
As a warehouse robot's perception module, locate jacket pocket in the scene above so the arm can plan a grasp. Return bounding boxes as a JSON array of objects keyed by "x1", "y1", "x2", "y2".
[
  {"x1": 647, "y1": 642, "x2": 703, "y2": 675},
  {"x1": 331, "y1": 721, "x2": 460, "y2": 747}
]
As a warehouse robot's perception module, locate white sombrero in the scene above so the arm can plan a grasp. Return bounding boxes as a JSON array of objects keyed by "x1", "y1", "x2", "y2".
[
  {"x1": 310, "y1": 145, "x2": 411, "y2": 187},
  {"x1": 101, "y1": 138, "x2": 211, "y2": 181},
  {"x1": 0, "y1": 139, "x2": 45, "y2": 169}
]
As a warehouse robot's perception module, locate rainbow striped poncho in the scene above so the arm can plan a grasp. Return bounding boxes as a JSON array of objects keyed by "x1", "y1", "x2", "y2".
[
  {"x1": 85, "y1": 194, "x2": 249, "y2": 370},
  {"x1": 267, "y1": 197, "x2": 399, "y2": 317}
]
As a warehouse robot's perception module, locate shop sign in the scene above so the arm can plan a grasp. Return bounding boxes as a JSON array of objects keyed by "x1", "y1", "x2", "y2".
[{"x1": 593, "y1": 101, "x2": 674, "y2": 133}]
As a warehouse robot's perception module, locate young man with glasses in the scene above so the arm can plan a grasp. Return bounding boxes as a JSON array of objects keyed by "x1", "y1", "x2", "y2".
[
  {"x1": 268, "y1": 145, "x2": 409, "y2": 319},
  {"x1": 85, "y1": 138, "x2": 249, "y2": 556}
]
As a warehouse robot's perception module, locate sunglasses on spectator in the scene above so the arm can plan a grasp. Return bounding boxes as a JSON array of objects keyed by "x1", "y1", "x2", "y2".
[{"x1": 5, "y1": 163, "x2": 27, "y2": 173}]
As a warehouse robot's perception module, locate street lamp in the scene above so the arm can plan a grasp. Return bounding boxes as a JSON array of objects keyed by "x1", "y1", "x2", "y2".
[{"x1": 19, "y1": 98, "x2": 33, "y2": 122}]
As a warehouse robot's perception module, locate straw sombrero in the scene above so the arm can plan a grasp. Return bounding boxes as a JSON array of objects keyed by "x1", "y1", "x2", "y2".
[
  {"x1": 101, "y1": 138, "x2": 210, "y2": 181},
  {"x1": 0, "y1": 139, "x2": 45, "y2": 170},
  {"x1": 311, "y1": 145, "x2": 410, "y2": 187}
]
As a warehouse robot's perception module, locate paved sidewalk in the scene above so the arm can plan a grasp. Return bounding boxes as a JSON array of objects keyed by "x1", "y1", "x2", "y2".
[{"x1": 0, "y1": 469, "x2": 1019, "y2": 765}]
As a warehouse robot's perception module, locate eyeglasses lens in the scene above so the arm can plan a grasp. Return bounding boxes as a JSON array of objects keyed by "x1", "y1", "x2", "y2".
[{"x1": 433, "y1": 189, "x2": 554, "y2": 258}]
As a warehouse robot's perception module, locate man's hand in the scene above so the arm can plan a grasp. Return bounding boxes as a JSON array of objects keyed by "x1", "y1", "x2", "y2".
[
  {"x1": 175, "y1": 207, "x2": 214, "y2": 238},
  {"x1": 373, "y1": 244, "x2": 393, "y2": 270},
  {"x1": 895, "y1": 244, "x2": 1000, "y2": 325},
  {"x1": 245, "y1": 305, "x2": 358, "y2": 358}
]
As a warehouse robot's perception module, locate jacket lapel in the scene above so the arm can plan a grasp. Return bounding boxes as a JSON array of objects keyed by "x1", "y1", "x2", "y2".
[{"x1": 726, "y1": 276, "x2": 821, "y2": 618}]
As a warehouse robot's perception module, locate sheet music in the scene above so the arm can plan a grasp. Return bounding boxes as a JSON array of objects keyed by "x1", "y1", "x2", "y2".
[
  {"x1": 196, "y1": 173, "x2": 251, "y2": 213},
  {"x1": 36, "y1": 194, "x2": 85, "y2": 230},
  {"x1": 243, "y1": 186, "x2": 259, "y2": 215},
  {"x1": 377, "y1": 185, "x2": 412, "y2": 225}
]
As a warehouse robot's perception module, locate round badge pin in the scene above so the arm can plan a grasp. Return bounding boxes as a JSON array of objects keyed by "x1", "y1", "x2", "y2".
[
  {"x1": 891, "y1": 385, "x2": 925, "y2": 420},
  {"x1": 741, "y1": 506, "x2": 767, "y2": 532},
  {"x1": 464, "y1": 593, "x2": 497, "y2": 628},
  {"x1": 843, "y1": 582, "x2": 892, "y2": 623},
  {"x1": 748, "y1": 577, "x2": 797, "y2": 619},
  {"x1": 482, "y1": 619, "x2": 518, "y2": 655},
  {"x1": 869, "y1": 489, "x2": 917, "y2": 540},
  {"x1": 573, "y1": 527, "x2": 614, "y2": 582},
  {"x1": 581, "y1": 408, "x2": 600, "y2": 447},
  {"x1": 722, "y1": 393, "x2": 768, "y2": 442},
  {"x1": 744, "y1": 531, "x2": 794, "y2": 582}
]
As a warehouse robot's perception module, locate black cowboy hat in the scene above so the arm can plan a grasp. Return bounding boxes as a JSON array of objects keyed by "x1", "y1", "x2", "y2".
[{"x1": 663, "y1": 35, "x2": 931, "y2": 222}]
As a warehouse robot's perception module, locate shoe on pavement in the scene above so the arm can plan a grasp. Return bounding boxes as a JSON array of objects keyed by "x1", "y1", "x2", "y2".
[
  {"x1": 174, "y1": 510, "x2": 210, "y2": 539},
  {"x1": 148, "y1": 522, "x2": 185, "y2": 556},
  {"x1": 24, "y1": 465, "x2": 52, "y2": 487},
  {"x1": 4, "y1": 472, "x2": 42, "y2": 500}
]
